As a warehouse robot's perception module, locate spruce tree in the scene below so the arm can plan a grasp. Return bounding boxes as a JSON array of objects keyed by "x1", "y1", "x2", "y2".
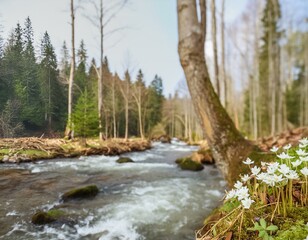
[
  {"x1": 146, "y1": 75, "x2": 164, "y2": 134},
  {"x1": 75, "y1": 40, "x2": 88, "y2": 101},
  {"x1": 72, "y1": 89, "x2": 98, "y2": 139},
  {"x1": 21, "y1": 17, "x2": 43, "y2": 127},
  {"x1": 39, "y1": 31, "x2": 66, "y2": 131}
]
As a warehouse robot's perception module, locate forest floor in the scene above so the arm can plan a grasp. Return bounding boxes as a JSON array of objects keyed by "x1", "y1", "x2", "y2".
[{"x1": 0, "y1": 137, "x2": 151, "y2": 164}]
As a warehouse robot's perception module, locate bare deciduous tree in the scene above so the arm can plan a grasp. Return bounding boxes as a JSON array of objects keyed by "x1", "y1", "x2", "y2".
[{"x1": 65, "y1": 0, "x2": 76, "y2": 139}]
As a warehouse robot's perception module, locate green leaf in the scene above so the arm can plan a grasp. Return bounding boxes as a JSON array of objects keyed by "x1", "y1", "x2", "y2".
[
  {"x1": 259, "y1": 230, "x2": 266, "y2": 237},
  {"x1": 213, "y1": 226, "x2": 217, "y2": 236},
  {"x1": 266, "y1": 225, "x2": 278, "y2": 231},
  {"x1": 260, "y1": 218, "x2": 267, "y2": 229},
  {"x1": 255, "y1": 225, "x2": 265, "y2": 231}
]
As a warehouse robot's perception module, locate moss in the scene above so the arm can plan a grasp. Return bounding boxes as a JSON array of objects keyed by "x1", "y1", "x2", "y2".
[
  {"x1": 19, "y1": 149, "x2": 49, "y2": 158},
  {"x1": 0, "y1": 149, "x2": 10, "y2": 154},
  {"x1": 220, "y1": 200, "x2": 240, "y2": 213},
  {"x1": 176, "y1": 157, "x2": 204, "y2": 171},
  {"x1": 175, "y1": 157, "x2": 185, "y2": 164},
  {"x1": 46, "y1": 209, "x2": 66, "y2": 218},
  {"x1": 116, "y1": 157, "x2": 134, "y2": 163},
  {"x1": 31, "y1": 211, "x2": 56, "y2": 225},
  {"x1": 61, "y1": 185, "x2": 99, "y2": 202},
  {"x1": 274, "y1": 220, "x2": 308, "y2": 240}
]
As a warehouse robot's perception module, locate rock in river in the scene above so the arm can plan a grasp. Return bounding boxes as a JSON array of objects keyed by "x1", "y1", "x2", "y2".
[
  {"x1": 61, "y1": 185, "x2": 99, "y2": 202},
  {"x1": 176, "y1": 157, "x2": 204, "y2": 171},
  {"x1": 116, "y1": 157, "x2": 134, "y2": 163}
]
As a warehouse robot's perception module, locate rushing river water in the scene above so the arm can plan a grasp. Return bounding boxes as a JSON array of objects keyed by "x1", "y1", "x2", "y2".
[{"x1": 0, "y1": 141, "x2": 226, "y2": 240}]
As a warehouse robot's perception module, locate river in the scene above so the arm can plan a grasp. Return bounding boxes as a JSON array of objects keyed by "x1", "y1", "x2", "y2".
[{"x1": 0, "y1": 141, "x2": 226, "y2": 240}]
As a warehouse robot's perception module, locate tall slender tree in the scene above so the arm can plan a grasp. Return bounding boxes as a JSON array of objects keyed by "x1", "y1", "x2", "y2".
[
  {"x1": 65, "y1": 0, "x2": 76, "y2": 138},
  {"x1": 132, "y1": 70, "x2": 147, "y2": 139}
]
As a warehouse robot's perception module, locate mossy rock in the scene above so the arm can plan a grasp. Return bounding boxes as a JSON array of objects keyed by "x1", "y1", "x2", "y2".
[
  {"x1": 31, "y1": 209, "x2": 65, "y2": 225},
  {"x1": 175, "y1": 158, "x2": 185, "y2": 164},
  {"x1": 176, "y1": 157, "x2": 204, "y2": 171},
  {"x1": 116, "y1": 157, "x2": 134, "y2": 163},
  {"x1": 61, "y1": 185, "x2": 99, "y2": 202}
]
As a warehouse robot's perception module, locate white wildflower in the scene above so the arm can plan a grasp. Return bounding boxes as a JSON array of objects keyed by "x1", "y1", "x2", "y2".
[
  {"x1": 286, "y1": 170, "x2": 299, "y2": 180},
  {"x1": 225, "y1": 189, "x2": 237, "y2": 200},
  {"x1": 277, "y1": 152, "x2": 294, "y2": 160},
  {"x1": 300, "y1": 167, "x2": 308, "y2": 176},
  {"x1": 241, "y1": 174, "x2": 250, "y2": 182},
  {"x1": 236, "y1": 186, "x2": 250, "y2": 201},
  {"x1": 243, "y1": 158, "x2": 254, "y2": 165},
  {"x1": 300, "y1": 156, "x2": 308, "y2": 162},
  {"x1": 291, "y1": 159, "x2": 302, "y2": 168},
  {"x1": 272, "y1": 174, "x2": 284, "y2": 183},
  {"x1": 234, "y1": 181, "x2": 243, "y2": 189},
  {"x1": 296, "y1": 149, "x2": 308, "y2": 156},
  {"x1": 256, "y1": 172, "x2": 268, "y2": 181},
  {"x1": 299, "y1": 143, "x2": 308, "y2": 149},
  {"x1": 251, "y1": 166, "x2": 261, "y2": 176},
  {"x1": 278, "y1": 164, "x2": 290, "y2": 176},
  {"x1": 270, "y1": 146, "x2": 279, "y2": 153},
  {"x1": 241, "y1": 197, "x2": 255, "y2": 209},
  {"x1": 283, "y1": 144, "x2": 292, "y2": 150},
  {"x1": 261, "y1": 161, "x2": 267, "y2": 167},
  {"x1": 267, "y1": 162, "x2": 279, "y2": 174},
  {"x1": 299, "y1": 137, "x2": 308, "y2": 148}
]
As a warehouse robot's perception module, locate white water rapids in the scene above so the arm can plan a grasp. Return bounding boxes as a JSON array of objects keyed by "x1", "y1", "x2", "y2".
[{"x1": 0, "y1": 141, "x2": 226, "y2": 240}]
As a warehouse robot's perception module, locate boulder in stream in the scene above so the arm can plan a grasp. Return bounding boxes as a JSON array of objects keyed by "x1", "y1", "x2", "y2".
[
  {"x1": 191, "y1": 149, "x2": 215, "y2": 164},
  {"x1": 61, "y1": 185, "x2": 99, "y2": 202},
  {"x1": 116, "y1": 157, "x2": 134, "y2": 163},
  {"x1": 176, "y1": 157, "x2": 204, "y2": 171},
  {"x1": 31, "y1": 209, "x2": 65, "y2": 225}
]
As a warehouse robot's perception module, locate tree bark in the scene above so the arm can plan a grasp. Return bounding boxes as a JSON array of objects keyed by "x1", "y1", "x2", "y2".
[
  {"x1": 211, "y1": 0, "x2": 220, "y2": 99},
  {"x1": 177, "y1": 0, "x2": 254, "y2": 184}
]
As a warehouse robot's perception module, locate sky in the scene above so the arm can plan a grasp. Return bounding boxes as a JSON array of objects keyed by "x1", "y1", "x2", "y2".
[{"x1": 0, "y1": 0, "x2": 248, "y2": 96}]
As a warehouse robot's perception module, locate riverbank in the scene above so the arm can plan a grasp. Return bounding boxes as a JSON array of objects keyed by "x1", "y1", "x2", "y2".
[{"x1": 0, "y1": 137, "x2": 151, "y2": 163}]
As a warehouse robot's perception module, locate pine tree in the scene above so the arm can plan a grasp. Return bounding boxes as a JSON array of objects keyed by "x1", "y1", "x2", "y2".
[
  {"x1": 72, "y1": 89, "x2": 98, "y2": 140},
  {"x1": 1, "y1": 24, "x2": 24, "y2": 126},
  {"x1": 39, "y1": 31, "x2": 65, "y2": 131},
  {"x1": 146, "y1": 75, "x2": 164, "y2": 134},
  {"x1": 75, "y1": 40, "x2": 88, "y2": 101},
  {"x1": 21, "y1": 17, "x2": 43, "y2": 127}
]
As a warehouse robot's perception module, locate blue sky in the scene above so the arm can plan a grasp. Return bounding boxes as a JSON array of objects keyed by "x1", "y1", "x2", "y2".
[{"x1": 0, "y1": 0, "x2": 248, "y2": 95}]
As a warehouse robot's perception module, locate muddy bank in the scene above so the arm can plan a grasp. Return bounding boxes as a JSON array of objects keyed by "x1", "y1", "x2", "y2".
[{"x1": 0, "y1": 138, "x2": 151, "y2": 163}]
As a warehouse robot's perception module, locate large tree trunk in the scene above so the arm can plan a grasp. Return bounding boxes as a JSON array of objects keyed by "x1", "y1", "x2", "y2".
[
  {"x1": 177, "y1": 0, "x2": 254, "y2": 184},
  {"x1": 65, "y1": 0, "x2": 75, "y2": 139}
]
